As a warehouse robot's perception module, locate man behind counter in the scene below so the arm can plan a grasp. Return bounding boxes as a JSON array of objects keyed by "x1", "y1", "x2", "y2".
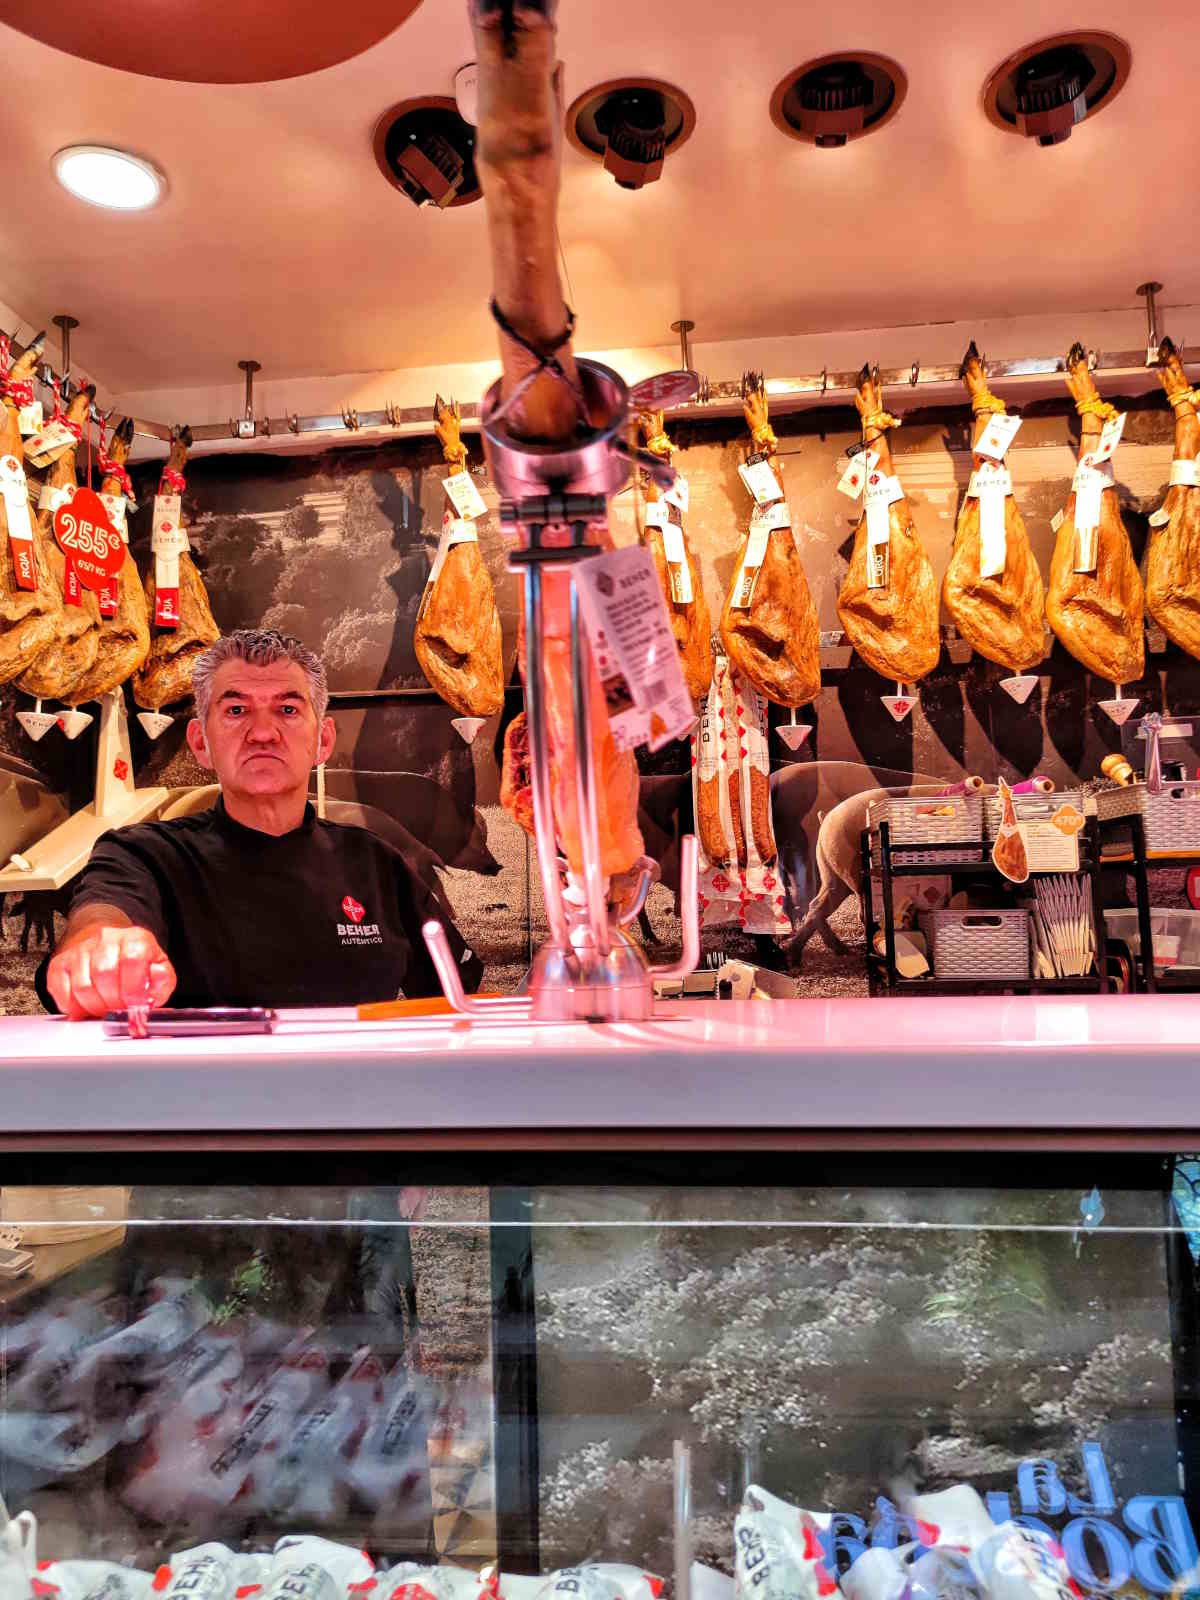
[{"x1": 45, "y1": 628, "x2": 482, "y2": 1017}]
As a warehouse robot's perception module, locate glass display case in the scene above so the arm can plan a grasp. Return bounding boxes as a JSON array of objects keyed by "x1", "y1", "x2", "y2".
[{"x1": 4, "y1": 1151, "x2": 1199, "y2": 1599}]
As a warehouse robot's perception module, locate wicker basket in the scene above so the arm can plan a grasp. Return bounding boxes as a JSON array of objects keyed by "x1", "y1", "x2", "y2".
[
  {"x1": 1095, "y1": 782, "x2": 1200, "y2": 853},
  {"x1": 982, "y1": 789, "x2": 1082, "y2": 873},
  {"x1": 1, "y1": 1186, "x2": 129, "y2": 1246},
  {"x1": 868, "y1": 793, "x2": 983, "y2": 867},
  {"x1": 920, "y1": 908, "x2": 1031, "y2": 981}
]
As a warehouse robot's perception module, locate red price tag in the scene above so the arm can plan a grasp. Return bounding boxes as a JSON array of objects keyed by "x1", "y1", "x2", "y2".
[{"x1": 53, "y1": 487, "x2": 125, "y2": 591}]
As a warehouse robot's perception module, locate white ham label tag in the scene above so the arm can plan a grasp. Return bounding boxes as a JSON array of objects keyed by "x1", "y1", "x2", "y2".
[
  {"x1": 836, "y1": 448, "x2": 878, "y2": 499},
  {"x1": 730, "y1": 524, "x2": 770, "y2": 609},
  {"x1": 1082, "y1": 411, "x2": 1126, "y2": 467},
  {"x1": 575, "y1": 544, "x2": 694, "y2": 753},
  {"x1": 664, "y1": 473, "x2": 689, "y2": 514},
  {"x1": 0, "y1": 453, "x2": 36, "y2": 591},
  {"x1": 864, "y1": 471, "x2": 902, "y2": 588},
  {"x1": 974, "y1": 412, "x2": 1022, "y2": 461},
  {"x1": 737, "y1": 457, "x2": 783, "y2": 506},
  {"x1": 751, "y1": 500, "x2": 793, "y2": 533},
  {"x1": 38, "y1": 481, "x2": 75, "y2": 514},
  {"x1": 99, "y1": 491, "x2": 128, "y2": 621},
  {"x1": 1072, "y1": 463, "x2": 1109, "y2": 574},
  {"x1": 661, "y1": 521, "x2": 693, "y2": 603},
  {"x1": 442, "y1": 470, "x2": 487, "y2": 521},
  {"x1": 17, "y1": 400, "x2": 42, "y2": 437},
  {"x1": 643, "y1": 499, "x2": 670, "y2": 529},
  {"x1": 1170, "y1": 458, "x2": 1200, "y2": 488},
  {"x1": 1051, "y1": 508, "x2": 1066, "y2": 533},
  {"x1": 1149, "y1": 506, "x2": 1173, "y2": 528},
  {"x1": 24, "y1": 419, "x2": 78, "y2": 469},
  {"x1": 966, "y1": 462, "x2": 1012, "y2": 499},
  {"x1": 152, "y1": 492, "x2": 186, "y2": 629},
  {"x1": 419, "y1": 515, "x2": 478, "y2": 619}
]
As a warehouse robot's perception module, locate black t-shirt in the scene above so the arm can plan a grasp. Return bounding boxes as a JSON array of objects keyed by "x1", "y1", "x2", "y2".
[{"x1": 49, "y1": 800, "x2": 483, "y2": 1009}]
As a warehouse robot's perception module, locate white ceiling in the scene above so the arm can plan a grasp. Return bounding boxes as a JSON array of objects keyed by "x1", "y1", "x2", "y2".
[{"x1": 0, "y1": 0, "x2": 1196, "y2": 398}]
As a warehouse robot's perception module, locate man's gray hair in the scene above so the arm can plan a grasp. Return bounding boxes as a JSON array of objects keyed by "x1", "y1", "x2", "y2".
[{"x1": 192, "y1": 629, "x2": 329, "y2": 724}]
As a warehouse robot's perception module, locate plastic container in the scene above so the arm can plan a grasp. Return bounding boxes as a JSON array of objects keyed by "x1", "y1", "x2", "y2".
[
  {"x1": 920, "y1": 908, "x2": 1031, "y2": 981},
  {"x1": 1096, "y1": 782, "x2": 1200, "y2": 853},
  {"x1": 869, "y1": 793, "x2": 983, "y2": 867},
  {"x1": 1103, "y1": 907, "x2": 1200, "y2": 971}
]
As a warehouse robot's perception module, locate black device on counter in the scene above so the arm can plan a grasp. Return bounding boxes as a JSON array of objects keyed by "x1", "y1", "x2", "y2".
[{"x1": 103, "y1": 1007, "x2": 278, "y2": 1038}]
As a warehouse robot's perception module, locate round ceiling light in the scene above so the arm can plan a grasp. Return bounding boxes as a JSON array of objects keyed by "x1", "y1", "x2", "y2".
[
  {"x1": 373, "y1": 98, "x2": 481, "y2": 208},
  {"x1": 52, "y1": 146, "x2": 164, "y2": 210},
  {"x1": 566, "y1": 78, "x2": 696, "y2": 190},
  {"x1": 982, "y1": 32, "x2": 1131, "y2": 146},
  {"x1": 770, "y1": 52, "x2": 907, "y2": 147}
]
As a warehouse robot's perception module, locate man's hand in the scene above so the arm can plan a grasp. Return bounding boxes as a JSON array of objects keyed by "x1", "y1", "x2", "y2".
[{"x1": 47, "y1": 921, "x2": 176, "y2": 1020}]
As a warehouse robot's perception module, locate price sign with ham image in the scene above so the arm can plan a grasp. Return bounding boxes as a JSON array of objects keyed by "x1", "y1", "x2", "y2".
[{"x1": 53, "y1": 487, "x2": 125, "y2": 591}]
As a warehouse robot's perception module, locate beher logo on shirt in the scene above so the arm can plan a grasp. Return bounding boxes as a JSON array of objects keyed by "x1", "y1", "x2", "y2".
[{"x1": 338, "y1": 893, "x2": 382, "y2": 945}]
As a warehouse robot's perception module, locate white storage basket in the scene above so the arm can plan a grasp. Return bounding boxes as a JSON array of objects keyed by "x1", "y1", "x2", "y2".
[
  {"x1": 982, "y1": 789, "x2": 1082, "y2": 873},
  {"x1": 920, "y1": 908, "x2": 1031, "y2": 982},
  {"x1": 868, "y1": 793, "x2": 983, "y2": 867},
  {"x1": 1095, "y1": 782, "x2": 1200, "y2": 853}
]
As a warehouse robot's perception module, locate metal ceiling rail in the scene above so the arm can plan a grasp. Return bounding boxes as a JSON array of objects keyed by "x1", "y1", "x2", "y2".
[{"x1": 10, "y1": 337, "x2": 1196, "y2": 454}]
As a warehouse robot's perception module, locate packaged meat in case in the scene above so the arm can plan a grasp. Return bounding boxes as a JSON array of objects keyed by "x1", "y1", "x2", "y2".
[{"x1": 691, "y1": 649, "x2": 788, "y2": 935}]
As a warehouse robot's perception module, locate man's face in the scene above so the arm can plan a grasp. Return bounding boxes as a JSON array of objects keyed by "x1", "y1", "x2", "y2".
[{"x1": 186, "y1": 658, "x2": 335, "y2": 798}]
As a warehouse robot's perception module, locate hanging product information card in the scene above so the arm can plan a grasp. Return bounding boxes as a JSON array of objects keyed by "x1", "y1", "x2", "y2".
[{"x1": 575, "y1": 545, "x2": 694, "y2": 753}]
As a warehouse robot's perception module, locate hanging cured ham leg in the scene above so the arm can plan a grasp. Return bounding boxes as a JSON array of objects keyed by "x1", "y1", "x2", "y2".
[
  {"x1": 0, "y1": 332, "x2": 61, "y2": 685},
  {"x1": 942, "y1": 343, "x2": 1045, "y2": 674},
  {"x1": 134, "y1": 426, "x2": 220, "y2": 709},
  {"x1": 1045, "y1": 344, "x2": 1144, "y2": 686},
  {"x1": 1145, "y1": 338, "x2": 1200, "y2": 659},
  {"x1": 414, "y1": 396, "x2": 505, "y2": 717},
  {"x1": 17, "y1": 385, "x2": 102, "y2": 701},
  {"x1": 719, "y1": 379, "x2": 820, "y2": 707},
  {"x1": 69, "y1": 418, "x2": 151, "y2": 703},
  {"x1": 836, "y1": 366, "x2": 940, "y2": 685},
  {"x1": 638, "y1": 408, "x2": 712, "y2": 703},
  {"x1": 476, "y1": 0, "x2": 643, "y2": 876}
]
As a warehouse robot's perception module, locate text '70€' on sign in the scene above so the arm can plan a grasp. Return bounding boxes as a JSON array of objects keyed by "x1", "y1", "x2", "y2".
[{"x1": 53, "y1": 488, "x2": 125, "y2": 589}]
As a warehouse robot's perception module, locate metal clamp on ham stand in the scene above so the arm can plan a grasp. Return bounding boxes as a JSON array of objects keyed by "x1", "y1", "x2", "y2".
[{"x1": 423, "y1": 359, "x2": 701, "y2": 1022}]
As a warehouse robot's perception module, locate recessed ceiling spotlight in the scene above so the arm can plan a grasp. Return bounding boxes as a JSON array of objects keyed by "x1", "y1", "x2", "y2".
[
  {"x1": 566, "y1": 78, "x2": 696, "y2": 191},
  {"x1": 770, "y1": 53, "x2": 907, "y2": 148},
  {"x1": 982, "y1": 32, "x2": 1131, "y2": 146},
  {"x1": 52, "y1": 145, "x2": 165, "y2": 210}
]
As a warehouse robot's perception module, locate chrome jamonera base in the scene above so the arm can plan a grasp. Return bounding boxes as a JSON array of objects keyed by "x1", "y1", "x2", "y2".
[{"x1": 422, "y1": 357, "x2": 701, "y2": 1024}]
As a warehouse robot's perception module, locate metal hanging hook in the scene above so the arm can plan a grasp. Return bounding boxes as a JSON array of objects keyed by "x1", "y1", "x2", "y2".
[
  {"x1": 231, "y1": 359, "x2": 261, "y2": 438},
  {"x1": 671, "y1": 318, "x2": 695, "y2": 372},
  {"x1": 910, "y1": 360, "x2": 920, "y2": 386},
  {"x1": 52, "y1": 314, "x2": 78, "y2": 393},
  {"x1": 1137, "y1": 280, "x2": 1165, "y2": 362}
]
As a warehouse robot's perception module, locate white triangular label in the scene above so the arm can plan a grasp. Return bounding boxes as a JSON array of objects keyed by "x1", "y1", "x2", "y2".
[
  {"x1": 775, "y1": 722, "x2": 812, "y2": 751},
  {"x1": 1098, "y1": 696, "x2": 1140, "y2": 726},
  {"x1": 137, "y1": 711, "x2": 175, "y2": 740},
  {"x1": 881, "y1": 693, "x2": 915, "y2": 723},
  {"x1": 999, "y1": 674, "x2": 1040, "y2": 705},
  {"x1": 451, "y1": 716, "x2": 487, "y2": 745},
  {"x1": 16, "y1": 710, "x2": 56, "y2": 742}
]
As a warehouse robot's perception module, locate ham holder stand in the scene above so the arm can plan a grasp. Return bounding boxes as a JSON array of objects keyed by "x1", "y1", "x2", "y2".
[
  {"x1": 422, "y1": 360, "x2": 702, "y2": 1022},
  {"x1": 0, "y1": 688, "x2": 166, "y2": 892}
]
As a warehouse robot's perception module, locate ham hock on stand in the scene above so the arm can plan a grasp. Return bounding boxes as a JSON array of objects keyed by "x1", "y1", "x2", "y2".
[{"x1": 421, "y1": 0, "x2": 698, "y2": 1022}]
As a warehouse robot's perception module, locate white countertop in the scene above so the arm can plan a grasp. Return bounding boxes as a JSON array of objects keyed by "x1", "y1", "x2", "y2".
[{"x1": 2, "y1": 995, "x2": 1199, "y2": 1141}]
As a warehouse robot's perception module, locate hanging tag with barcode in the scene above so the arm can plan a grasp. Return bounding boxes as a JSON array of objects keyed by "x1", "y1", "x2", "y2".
[
  {"x1": 967, "y1": 461, "x2": 1012, "y2": 579},
  {"x1": 442, "y1": 471, "x2": 487, "y2": 521},
  {"x1": 0, "y1": 453, "x2": 36, "y2": 591},
  {"x1": 864, "y1": 471, "x2": 901, "y2": 589},
  {"x1": 1170, "y1": 458, "x2": 1200, "y2": 488},
  {"x1": 1084, "y1": 411, "x2": 1126, "y2": 467},
  {"x1": 737, "y1": 455, "x2": 784, "y2": 506},
  {"x1": 836, "y1": 448, "x2": 878, "y2": 499},
  {"x1": 974, "y1": 412, "x2": 1022, "y2": 462},
  {"x1": 152, "y1": 493, "x2": 187, "y2": 628},
  {"x1": 574, "y1": 543, "x2": 694, "y2": 752},
  {"x1": 664, "y1": 473, "x2": 689, "y2": 514}
]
